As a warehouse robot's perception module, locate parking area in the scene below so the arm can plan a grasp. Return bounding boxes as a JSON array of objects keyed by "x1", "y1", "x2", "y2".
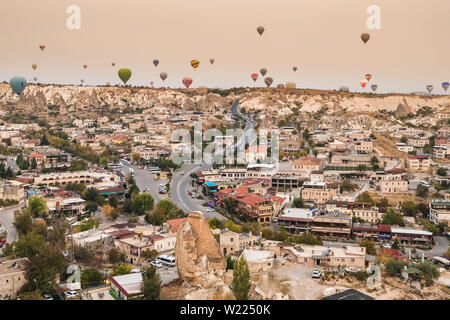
[
  {"x1": 273, "y1": 264, "x2": 346, "y2": 300},
  {"x1": 157, "y1": 266, "x2": 179, "y2": 285}
]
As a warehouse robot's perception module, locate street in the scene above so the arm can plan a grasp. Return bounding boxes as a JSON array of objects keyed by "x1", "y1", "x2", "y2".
[{"x1": 0, "y1": 205, "x2": 20, "y2": 253}]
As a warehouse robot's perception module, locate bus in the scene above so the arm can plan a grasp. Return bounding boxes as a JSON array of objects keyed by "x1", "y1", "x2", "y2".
[{"x1": 157, "y1": 255, "x2": 176, "y2": 267}]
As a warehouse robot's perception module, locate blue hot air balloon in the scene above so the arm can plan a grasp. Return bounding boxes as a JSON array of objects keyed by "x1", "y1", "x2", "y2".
[
  {"x1": 442, "y1": 82, "x2": 450, "y2": 92},
  {"x1": 9, "y1": 77, "x2": 27, "y2": 95}
]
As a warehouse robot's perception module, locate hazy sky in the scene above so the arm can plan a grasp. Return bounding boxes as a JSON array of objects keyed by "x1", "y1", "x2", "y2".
[{"x1": 1, "y1": 0, "x2": 449, "y2": 93}]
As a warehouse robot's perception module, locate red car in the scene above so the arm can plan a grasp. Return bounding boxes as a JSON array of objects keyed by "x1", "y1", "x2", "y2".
[{"x1": 0, "y1": 239, "x2": 6, "y2": 247}]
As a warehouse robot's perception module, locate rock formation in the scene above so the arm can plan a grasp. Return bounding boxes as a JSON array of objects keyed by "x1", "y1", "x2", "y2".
[
  {"x1": 175, "y1": 211, "x2": 227, "y2": 289},
  {"x1": 249, "y1": 272, "x2": 289, "y2": 300}
]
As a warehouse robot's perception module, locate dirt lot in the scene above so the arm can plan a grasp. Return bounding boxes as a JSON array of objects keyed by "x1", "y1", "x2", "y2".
[{"x1": 272, "y1": 264, "x2": 348, "y2": 300}]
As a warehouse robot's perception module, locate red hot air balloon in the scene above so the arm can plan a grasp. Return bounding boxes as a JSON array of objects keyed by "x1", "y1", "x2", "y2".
[
  {"x1": 83, "y1": 65, "x2": 88, "y2": 70},
  {"x1": 39, "y1": 45, "x2": 46, "y2": 51},
  {"x1": 182, "y1": 77, "x2": 193, "y2": 88},
  {"x1": 251, "y1": 73, "x2": 258, "y2": 82},
  {"x1": 365, "y1": 74, "x2": 372, "y2": 82},
  {"x1": 360, "y1": 80, "x2": 368, "y2": 88}
]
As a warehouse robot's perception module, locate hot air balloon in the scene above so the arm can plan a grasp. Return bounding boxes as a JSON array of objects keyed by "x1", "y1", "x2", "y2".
[
  {"x1": 118, "y1": 68, "x2": 132, "y2": 84},
  {"x1": 251, "y1": 73, "x2": 258, "y2": 82},
  {"x1": 190, "y1": 60, "x2": 200, "y2": 69},
  {"x1": 277, "y1": 84, "x2": 285, "y2": 89},
  {"x1": 83, "y1": 65, "x2": 88, "y2": 70},
  {"x1": 111, "y1": 62, "x2": 116, "y2": 67},
  {"x1": 260, "y1": 68, "x2": 267, "y2": 77},
  {"x1": 365, "y1": 74, "x2": 372, "y2": 82},
  {"x1": 257, "y1": 26, "x2": 265, "y2": 36},
  {"x1": 361, "y1": 33, "x2": 370, "y2": 44},
  {"x1": 371, "y1": 84, "x2": 378, "y2": 92},
  {"x1": 182, "y1": 77, "x2": 193, "y2": 88},
  {"x1": 264, "y1": 77, "x2": 273, "y2": 87},
  {"x1": 39, "y1": 45, "x2": 45, "y2": 51},
  {"x1": 293, "y1": 66, "x2": 298, "y2": 72},
  {"x1": 210, "y1": 58, "x2": 215, "y2": 65},
  {"x1": 426, "y1": 85, "x2": 434, "y2": 93},
  {"x1": 33, "y1": 77, "x2": 37, "y2": 82},
  {"x1": 160, "y1": 72, "x2": 168, "y2": 81},
  {"x1": 9, "y1": 77, "x2": 27, "y2": 95},
  {"x1": 360, "y1": 80, "x2": 368, "y2": 88},
  {"x1": 80, "y1": 79, "x2": 84, "y2": 85},
  {"x1": 153, "y1": 60, "x2": 159, "y2": 67},
  {"x1": 339, "y1": 86, "x2": 350, "y2": 92},
  {"x1": 442, "y1": 82, "x2": 450, "y2": 92},
  {"x1": 32, "y1": 64, "x2": 37, "y2": 71}
]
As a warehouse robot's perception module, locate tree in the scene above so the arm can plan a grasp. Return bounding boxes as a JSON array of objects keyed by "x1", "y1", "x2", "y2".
[
  {"x1": 108, "y1": 248, "x2": 127, "y2": 265},
  {"x1": 384, "y1": 258, "x2": 408, "y2": 276},
  {"x1": 30, "y1": 158, "x2": 37, "y2": 170},
  {"x1": 132, "y1": 153, "x2": 141, "y2": 163},
  {"x1": 141, "y1": 266, "x2": 162, "y2": 300},
  {"x1": 85, "y1": 201, "x2": 98, "y2": 214},
  {"x1": 356, "y1": 192, "x2": 375, "y2": 206},
  {"x1": 292, "y1": 197, "x2": 304, "y2": 208},
  {"x1": 69, "y1": 159, "x2": 87, "y2": 171},
  {"x1": 377, "y1": 197, "x2": 389, "y2": 208},
  {"x1": 391, "y1": 239, "x2": 400, "y2": 250},
  {"x1": 81, "y1": 268, "x2": 105, "y2": 289},
  {"x1": 232, "y1": 256, "x2": 251, "y2": 300},
  {"x1": 381, "y1": 211, "x2": 405, "y2": 226},
  {"x1": 99, "y1": 157, "x2": 108, "y2": 169},
  {"x1": 110, "y1": 264, "x2": 132, "y2": 277},
  {"x1": 223, "y1": 198, "x2": 238, "y2": 215},
  {"x1": 416, "y1": 185, "x2": 429, "y2": 198},
  {"x1": 340, "y1": 181, "x2": 356, "y2": 193},
  {"x1": 401, "y1": 201, "x2": 418, "y2": 217},
  {"x1": 132, "y1": 193, "x2": 155, "y2": 216},
  {"x1": 15, "y1": 232, "x2": 48, "y2": 258},
  {"x1": 28, "y1": 197, "x2": 47, "y2": 217},
  {"x1": 359, "y1": 240, "x2": 377, "y2": 255},
  {"x1": 13, "y1": 210, "x2": 34, "y2": 236},
  {"x1": 108, "y1": 196, "x2": 119, "y2": 208},
  {"x1": 437, "y1": 167, "x2": 447, "y2": 176},
  {"x1": 102, "y1": 204, "x2": 115, "y2": 219},
  {"x1": 82, "y1": 187, "x2": 100, "y2": 203},
  {"x1": 18, "y1": 290, "x2": 45, "y2": 300},
  {"x1": 208, "y1": 218, "x2": 224, "y2": 230},
  {"x1": 141, "y1": 249, "x2": 159, "y2": 261},
  {"x1": 40, "y1": 133, "x2": 49, "y2": 146},
  {"x1": 226, "y1": 255, "x2": 234, "y2": 271},
  {"x1": 261, "y1": 228, "x2": 274, "y2": 240},
  {"x1": 357, "y1": 164, "x2": 368, "y2": 172}
]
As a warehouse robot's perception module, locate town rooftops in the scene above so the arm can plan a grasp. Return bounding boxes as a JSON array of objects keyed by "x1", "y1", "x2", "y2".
[
  {"x1": 110, "y1": 273, "x2": 143, "y2": 297},
  {"x1": 279, "y1": 208, "x2": 316, "y2": 220},
  {"x1": 241, "y1": 249, "x2": 274, "y2": 263},
  {"x1": 390, "y1": 227, "x2": 432, "y2": 236},
  {"x1": 166, "y1": 218, "x2": 187, "y2": 233}
]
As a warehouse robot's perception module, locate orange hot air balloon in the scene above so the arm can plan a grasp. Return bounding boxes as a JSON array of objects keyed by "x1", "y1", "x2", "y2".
[
  {"x1": 190, "y1": 60, "x2": 200, "y2": 69},
  {"x1": 182, "y1": 77, "x2": 193, "y2": 88},
  {"x1": 365, "y1": 74, "x2": 372, "y2": 82}
]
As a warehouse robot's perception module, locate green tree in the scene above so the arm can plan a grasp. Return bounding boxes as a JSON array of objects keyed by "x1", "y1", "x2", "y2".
[
  {"x1": 226, "y1": 255, "x2": 235, "y2": 271},
  {"x1": 356, "y1": 192, "x2": 375, "y2": 206},
  {"x1": 208, "y1": 218, "x2": 224, "y2": 230},
  {"x1": 376, "y1": 197, "x2": 389, "y2": 208},
  {"x1": 401, "y1": 201, "x2": 418, "y2": 217},
  {"x1": 359, "y1": 239, "x2": 377, "y2": 255},
  {"x1": 108, "y1": 248, "x2": 127, "y2": 265},
  {"x1": 99, "y1": 157, "x2": 108, "y2": 169},
  {"x1": 110, "y1": 264, "x2": 133, "y2": 277},
  {"x1": 28, "y1": 197, "x2": 48, "y2": 217},
  {"x1": 140, "y1": 249, "x2": 159, "y2": 261},
  {"x1": 30, "y1": 158, "x2": 37, "y2": 170},
  {"x1": 384, "y1": 258, "x2": 408, "y2": 276},
  {"x1": 292, "y1": 197, "x2": 304, "y2": 208},
  {"x1": 437, "y1": 167, "x2": 447, "y2": 176},
  {"x1": 81, "y1": 268, "x2": 105, "y2": 289},
  {"x1": 261, "y1": 228, "x2": 274, "y2": 240},
  {"x1": 132, "y1": 193, "x2": 155, "y2": 216},
  {"x1": 13, "y1": 210, "x2": 34, "y2": 236},
  {"x1": 340, "y1": 181, "x2": 356, "y2": 192},
  {"x1": 391, "y1": 239, "x2": 400, "y2": 250},
  {"x1": 232, "y1": 256, "x2": 251, "y2": 300},
  {"x1": 18, "y1": 290, "x2": 45, "y2": 300},
  {"x1": 15, "y1": 232, "x2": 48, "y2": 258},
  {"x1": 416, "y1": 185, "x2": 429, "y2": 198},
  {"x1": 85, "y1": 201, "x2": 98, "y2": 214},
  {"x1": 141, "y1": 266, "x2": 162, "y2": 300},
  {"x1": 381, "y1": 210, "x2": 405, "y2": 226},
  {"x1": 69, "y1": 159, "x2": 87, "y2": 171}
]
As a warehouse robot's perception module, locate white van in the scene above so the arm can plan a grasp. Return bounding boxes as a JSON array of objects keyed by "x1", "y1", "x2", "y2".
[
  {"x1": 419, "y1": 180, "x2": 430, "y2": 188},
  {"x1": 157, "y1": 255, "x2": 176, "y2": 267}
]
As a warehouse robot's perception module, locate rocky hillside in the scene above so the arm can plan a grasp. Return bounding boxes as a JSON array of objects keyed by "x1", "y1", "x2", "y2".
[{"x1": 0, "y1": 83, "x2": 449, "y2": 119}]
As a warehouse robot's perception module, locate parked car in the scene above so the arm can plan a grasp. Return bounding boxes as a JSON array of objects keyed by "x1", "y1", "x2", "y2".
[
  {"x1": 382, "y1": 243, "x2": 392, "y2": 249},
  {"x1": 180, "y1": 171, "x2": 185, "y2": 175},
  {"x1": 64, "y1": 290, "x2": 79, "y2": 298},
  {"x1": 43, "y1": 294, "x2": 53, "y2": 300},
  {"x1": 0, "y1": 239, "x2": 6, "y2": 247},
  {"x1": 52, "y1": 293, "x2": 64, "y2": 300},
  {"x1": 205, "y1": 208, "x2": 215, "y2": 212},
  {"x1": 150, "y1": 260, "x2": 163, "y2": 268},
  {"x1": 312, "y1": 270, "x2": 322, "y2": 279}
]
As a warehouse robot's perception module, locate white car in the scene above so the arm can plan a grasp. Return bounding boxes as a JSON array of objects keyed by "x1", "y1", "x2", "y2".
[
  {"x1": 64, "y1": 290, "x2": 79, "y2": 298},
  {"x1": 312, "y1": 270, "x2": 322, "y2": 279},
  {"x1": 382, "y1": 244, "x2": 392, "y2": 249},
  {"x1": 205, "y1": 208, "x2": 215, "y2": 212},
  {"x1": 151, "y1": 260, "x2": 163, "y2": 268}
]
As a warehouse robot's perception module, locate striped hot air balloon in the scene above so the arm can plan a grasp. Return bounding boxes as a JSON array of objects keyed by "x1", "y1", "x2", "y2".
[
  {"x1": 264, "y1": 77, "x2": 273, "y2": 87},
  {"x1": 190, "y1": 60, "x2": 200, "y2": 69},
  {"x1": 371, "y1": 84, "x2": 378, "y2": 92}
]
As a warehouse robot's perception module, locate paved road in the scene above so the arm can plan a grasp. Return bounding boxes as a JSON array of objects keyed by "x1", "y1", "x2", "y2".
[
  {"x1": 0, "y1": 205, "x2": 20, "y2": 251},
  {"x1": 412, "y1": 236, "x2": 449, "y2": 257},
  {"x1": 170, "y1": 164, "x2": 226, "y2": 220}
]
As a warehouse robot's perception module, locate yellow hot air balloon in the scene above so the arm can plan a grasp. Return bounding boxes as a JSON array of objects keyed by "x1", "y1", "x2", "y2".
[{"x1": 191, "y1": 60, "x2": 200, "y2": 69}]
